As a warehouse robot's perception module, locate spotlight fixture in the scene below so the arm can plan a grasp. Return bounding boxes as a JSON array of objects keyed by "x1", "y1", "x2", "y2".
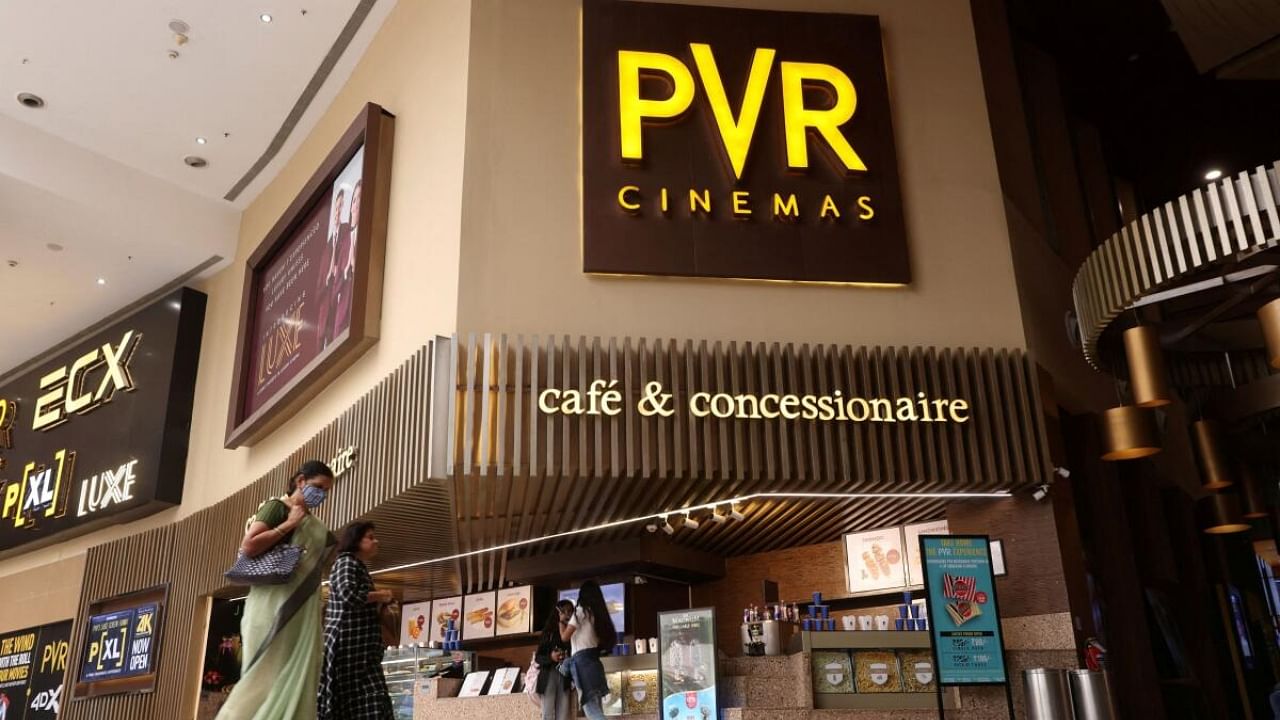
[
  {"x1": 729, "y1": 503, "x2": 745, "y2": 521},
  {"x1": 196, "y1": 136, "x2": 207, "y2": 145},
  {"x1": 1053, "y1": 467, "x2": 1071, "y2": 479},
  {"x1": 260, "y1": 13, "x2": 273, "y2": 23},
  {"x1": 709, "y1": 508, "x2": 726, "y2": 524},
  {"x1": 645, "y1": 522, "x2": 658, "y2": 534},
  {"x1": 1031, "y1": 483, "x2": 1051, "y2": 502},
  {"x1": 1204, "y1": 169, "x2": 1223, "y2": 181},
  {"x1": 96, "y1": 277, "x2": 106, "y2": 286},
  {"x1": 682, "y1": 513, "x2": 700, "y2": 530},
  {"x1": 660, "y1": 515, "x2": 674, "y2": 535}
]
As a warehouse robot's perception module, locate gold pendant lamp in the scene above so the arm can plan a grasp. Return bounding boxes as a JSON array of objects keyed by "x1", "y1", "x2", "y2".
[
  {"x1": 1100, "y1": 405, "x2": 1161, "y2": 461},
  {"x1": 1201, "y1": 491, "x2": 1251, "y2": 535},
  {"x1": 1123, "y1": 325, "x2": 1172, "y2": 407},
  {"x1": 1261, "y1": 298, "x2": 1280, "y2": 369},
  {"x1": 1239, "y1": 463, "x2": 1269, "y2": 520},
  {"x1": 1192, "y1": 420, "x2": 1233, "y2": 490}
]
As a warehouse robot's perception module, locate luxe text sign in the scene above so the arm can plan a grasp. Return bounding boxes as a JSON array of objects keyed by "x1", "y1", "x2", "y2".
[
  {"x1": 0, "y1": 620, "x2": 71, "y2": 720},
  {"x1": 582, "y1": 0, "x2": 909, "y2": 284},
  {"x1": 0, "y1": 288, "x2": 204, "y2": 557}
]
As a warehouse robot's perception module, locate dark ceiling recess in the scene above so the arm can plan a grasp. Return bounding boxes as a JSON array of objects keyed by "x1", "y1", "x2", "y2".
[{"x1": 1005, "y1": 0, "x2": 1280, "y2": 209}]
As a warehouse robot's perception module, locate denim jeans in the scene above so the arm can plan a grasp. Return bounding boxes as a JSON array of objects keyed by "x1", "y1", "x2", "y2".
[
  {"x1": 581, "y1": 696, "x2": 606, "y2": 720},
  {"x1": 540, "y1": 678, "x2": 570, "y2": 720}
]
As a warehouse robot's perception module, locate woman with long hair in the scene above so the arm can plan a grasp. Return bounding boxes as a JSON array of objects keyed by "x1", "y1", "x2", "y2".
[
  {"x1": 535, "y1": 600, "x2": 575, "y2": 720},
  {"x1": 317, "y1": 521, "x2": 395, "y2": 719},
  {"x1": 217, "y1": 461, "x2": 336, "y2": 720},
  {"x1": 560, "y1": 581, "x2": 617, "y2": 720}
]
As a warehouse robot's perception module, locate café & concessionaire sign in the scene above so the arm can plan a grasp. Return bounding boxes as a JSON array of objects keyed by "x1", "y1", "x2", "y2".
[
  {"x1": 582, "y1": 0, "x2": 909, "y2": 284},
  {"x1": 0, "y1": 288, "x2": 204, "y2": 557}
]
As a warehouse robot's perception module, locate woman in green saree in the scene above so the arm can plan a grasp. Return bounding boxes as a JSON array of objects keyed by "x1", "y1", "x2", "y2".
[{"x1": 217, "y1": 461, "x2": 336, "y2": 720}]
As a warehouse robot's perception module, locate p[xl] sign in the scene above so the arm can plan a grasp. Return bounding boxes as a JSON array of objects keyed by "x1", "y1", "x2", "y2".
[{"x1": 582, "y1": 0, "x2": 909, "y2": 285}]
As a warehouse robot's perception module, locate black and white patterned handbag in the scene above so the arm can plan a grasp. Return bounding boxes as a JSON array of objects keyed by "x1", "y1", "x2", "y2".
[{"x1": 224, "y1": 543, "x2": 304, "y2": 586}]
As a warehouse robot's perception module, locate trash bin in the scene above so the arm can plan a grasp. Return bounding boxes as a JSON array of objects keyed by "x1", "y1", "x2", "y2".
[
  {"x1": 1069, "y1": 669, "x2": 1118, "y2": 720},
  {"x1": 1023, "y1": 668, "x2": 1073, "y2": 720}
]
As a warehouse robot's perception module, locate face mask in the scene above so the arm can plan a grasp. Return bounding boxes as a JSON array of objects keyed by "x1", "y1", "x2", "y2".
[{"x1": 302, "y1": 485, "x2": 327, "y2": 508}]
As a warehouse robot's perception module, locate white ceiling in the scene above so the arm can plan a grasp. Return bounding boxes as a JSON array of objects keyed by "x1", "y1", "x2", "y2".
[{"x1": 0, "y1": 0, "x2": 395, "y2": 375}]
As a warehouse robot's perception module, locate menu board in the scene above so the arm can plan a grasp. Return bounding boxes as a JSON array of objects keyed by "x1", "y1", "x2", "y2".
[
  {"x1": 658, "y1": 608, "x2": 717, "y2": 719},
  {"x1": 462, "y1": 591, "x2": 496, "y2": 640},
  {"x1": 844, "y1": 527, "x2": 907, "y2": 595},
  {"x1": 400, "y1": 601, "x2": 432, "y2": 646},
  {"x1": 430, "y1": 597, "x2": 462, "y2": 645},
  {"x1": 486, "y1": 667, "x2": 520, "y2": 695},
  {"x1": 457, "y1": 670, "x2": 489, "y2": 697},
  {"x1": 0, "y1": 620, "x2": 72, "y2": 720},
  {"x1": 79, "y1": 603, "x2": 159, "y2": 683},
  {"x1": 919, "y1": 535, "x2": 1008, "y2": 685},
  {"x1": 559, "y1": 582, "x2": 626, "y2": 632},
  {"x1": 904, "y1": 519, "x2": 949, "y2": 586},
  {"x1": 495, "y1": 586, "x2": 533, "y2": 636}
]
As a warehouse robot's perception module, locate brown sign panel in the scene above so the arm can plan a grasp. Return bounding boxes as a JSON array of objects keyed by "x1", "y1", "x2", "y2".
[
  {"x1": 0, "y1": 288, "x2": 204, "y2": 558},
  {"x1": 582, "y1": 0, "x2": 910, "y2": 284},
  {"x1": 226, "y1": 102, "x2": 395, "y2": 448}
]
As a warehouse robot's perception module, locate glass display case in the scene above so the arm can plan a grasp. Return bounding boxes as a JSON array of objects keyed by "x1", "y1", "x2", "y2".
[{"x1": 382, "y1": 647, "x2": 476, "y2": 720}]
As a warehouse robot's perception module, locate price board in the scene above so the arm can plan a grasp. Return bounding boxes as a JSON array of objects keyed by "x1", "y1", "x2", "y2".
[{"x1": 918, "y1": 535, "x2": 1008, "y2": 685}]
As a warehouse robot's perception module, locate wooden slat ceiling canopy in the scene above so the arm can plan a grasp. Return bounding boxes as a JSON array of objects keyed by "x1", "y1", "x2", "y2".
[{"x1": 447, "y1": 334, "x2": 1051, "y2": 593}]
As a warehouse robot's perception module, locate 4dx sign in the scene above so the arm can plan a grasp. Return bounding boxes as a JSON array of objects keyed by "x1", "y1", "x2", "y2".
[{"x1": 582, "y1": 0, "x2": 910, "y2": 284}]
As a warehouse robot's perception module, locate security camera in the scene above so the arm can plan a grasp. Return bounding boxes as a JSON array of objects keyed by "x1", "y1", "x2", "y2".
[
  {"x1": 1032, "y1": 484, "x2": 1050, "y2": 502},
  {"x1": 1054, "y1": 467, "x2": 1071, "y2": 479}
]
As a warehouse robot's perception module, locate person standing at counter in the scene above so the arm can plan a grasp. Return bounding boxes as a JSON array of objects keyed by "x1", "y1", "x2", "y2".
[
  {"x1": 318, "y1": 521, "x2": 395, "y2": 720},
  {"x1": 217, "y1": 461, "x2": 337, "y2": 720},
  {"x1": 560, "y1": 581, "x2": 617, "y2": 720},
  {"x1": 537, "y1": 600, "x2": 575, "y2": 720}
]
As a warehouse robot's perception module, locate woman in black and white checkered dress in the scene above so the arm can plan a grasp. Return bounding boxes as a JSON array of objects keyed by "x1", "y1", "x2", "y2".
[{"x1": 318, "y1": 521, "x2": 395, "y2": 720}]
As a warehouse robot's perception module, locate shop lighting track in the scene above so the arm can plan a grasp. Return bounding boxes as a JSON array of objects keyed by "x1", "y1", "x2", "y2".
[{"x1": 364, "y1": 489, "x2": 1012, "y2": 578}]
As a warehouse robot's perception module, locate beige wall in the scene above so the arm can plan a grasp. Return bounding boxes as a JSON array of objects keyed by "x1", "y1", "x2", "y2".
[
  {"x1": 456, "y1": 0, "x2": 1027, "y2": 350},
  {"x1": 0, "y1": 0, "x2": 472, "y2": 588}
]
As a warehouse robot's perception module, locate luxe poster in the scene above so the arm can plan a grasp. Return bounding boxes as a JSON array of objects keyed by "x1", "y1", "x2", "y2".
[{"x1": 581, "y1": 0, "x2": 909, "y2": 284}]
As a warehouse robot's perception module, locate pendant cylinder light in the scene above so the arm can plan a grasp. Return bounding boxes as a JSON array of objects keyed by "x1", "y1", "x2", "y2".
[
  {"x1": 1100, "y1": 405, "x2": 1161, "y2": 461},
  {"x1": 1201, "y1": 491, "x2": 1251, "y2": 535},
  {"x1": 1239, "y1": 463, "x2": 1269, "y2": 519},
  {"x1": 1192, "y1": 420, "x2": 1233, "y2": 490},
  {"x1": 1261, "y1": 298, "x2": 1280, "y2": 369},
  {"x1": 1123, "y1": 325, "x2": 1172, "y2": 407}
]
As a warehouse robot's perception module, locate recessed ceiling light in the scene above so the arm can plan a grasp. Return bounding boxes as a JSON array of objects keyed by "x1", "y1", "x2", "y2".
[
  {"x1": 184, "y1": 155, "x2": 208, "y2": 168},
  {"x1": 46, "y1": 243, "x2": 63, "y2": 252},
  {"x1": 16, "y1": 92, "x2": 44, "y2": 109},
  {"x1": 168, "y1": 19, "x2": 190, "y2": 34},
  {"x1": 1205, "y1": 169, "x2": 1223, "y2": 181},
  {"x1": 196, "y1": 136, "x2": 207, "y2": 145},
  {"x1": 260, "y1": 13, "x2": 273, "y2": 23},
  {"x1": 96, "y1": 277, "x2": 106, "y2": 286}
]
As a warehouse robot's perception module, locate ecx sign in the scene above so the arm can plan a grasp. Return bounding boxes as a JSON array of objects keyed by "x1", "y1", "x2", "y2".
[
  {"x1": 0, "y1": 288, "x2": 205, "y2": 557},
  {"x1": 582, "y1": 0, "x2": 909, "y2": 284}
]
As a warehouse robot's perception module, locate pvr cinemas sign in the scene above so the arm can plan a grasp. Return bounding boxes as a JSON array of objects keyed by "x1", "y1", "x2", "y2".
[
  {"x1": 582, "y1": 0, "x2": 910, "y2": 284},
  {"x1": 0, "y1": 288, "x2": 204, "y2": 556}
]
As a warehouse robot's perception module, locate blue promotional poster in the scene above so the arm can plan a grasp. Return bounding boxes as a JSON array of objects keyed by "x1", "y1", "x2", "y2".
[
  {"x1": 919, "y1": 535, "x2": 1008, "y2": 685},
  {"x1": 658, "y1": 608, "x2": 717, "y2": 720},
  {"x1": 79, "y1": 603, "x2": 159, "y2": 683},
  {"x1": 559, "y1": 583, "x2": 626, "y2": 632}
]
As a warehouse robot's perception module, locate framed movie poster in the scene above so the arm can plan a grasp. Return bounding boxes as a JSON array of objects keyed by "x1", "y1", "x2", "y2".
[
  {"x1": 226, "y1": 102, "x2": 395, "y2": 448},
  {"x1": 72, "y1": 584, "x2": 168, "y2": 699},
  {"x1": 844, "y1": 527, "x2": 907, "y2": 595},
  {"x1": 0, "y1": 620, "x2": 72, "y2": 720},
  {"x1": 657, "y1": 608, "x2": 717, "y2": 719}
]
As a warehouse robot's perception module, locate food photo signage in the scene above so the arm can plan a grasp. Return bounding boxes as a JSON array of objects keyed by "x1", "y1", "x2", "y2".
[
  {"x1": 658, "y1": 607, "x2": 717, "y2": 719},
  {"x1": 73, "y1": 585, "x2": 168, "y2": 699},
  {"x1": 918, "y1": 536, "x2": 1008, "y2": 685},
  {"x1": 0, "y1": 620, "x2": 72, "y2": 720},
  {"x1": 0, "y1": 288, "x2": 205, "y2": 557},
  {"x1": 227, "y1": 102, "x2": 394, "y2": 448},
  {"x1": 582, "y1": 0, "x2": 909, "y2": 284}
]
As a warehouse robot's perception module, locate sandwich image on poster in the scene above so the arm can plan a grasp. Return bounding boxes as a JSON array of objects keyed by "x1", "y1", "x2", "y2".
[
  {"x1": 400, "y1": 601, "x2": 432, "y2": 646},
  {"x1": 495, "y1": 586, "x2": 532, "y2": 636},
  {"x1": 463, "y1": 591, "x2": 497, "y2": 640},
  {"x1": 430, "y1": 596, "x2": 462, "y2": 645}
]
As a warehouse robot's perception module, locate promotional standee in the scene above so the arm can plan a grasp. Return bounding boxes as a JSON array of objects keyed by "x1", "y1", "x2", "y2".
[
  {"x1": 918, "y1": 535, "x2": 1014, "y2": 718},
  {"x1": 0, "y1": 621, "x2": 72, "y2": 720},
  {"x1": 72, "y1": 585, "x2": 167, "y2": 700},
  {"x1": 658, "y1": 608, "x2": 717, "y2": 720}
]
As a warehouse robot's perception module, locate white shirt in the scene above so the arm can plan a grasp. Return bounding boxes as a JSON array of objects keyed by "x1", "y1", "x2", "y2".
[{"x1": 568, "y1": 606, "x2": 600, "y2": 656}]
